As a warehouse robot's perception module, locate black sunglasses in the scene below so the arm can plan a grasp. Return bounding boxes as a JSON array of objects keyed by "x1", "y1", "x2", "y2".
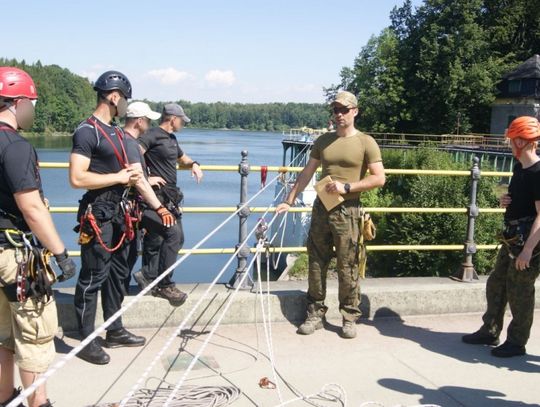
[{"x1": 332, "y1": 106, "x2": 354, "y2": 115}]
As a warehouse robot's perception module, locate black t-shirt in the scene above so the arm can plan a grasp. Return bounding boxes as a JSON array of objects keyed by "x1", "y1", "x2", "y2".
[
  {"x1": 0, "y1": 121, "x2": 43, "y2": 227},
  {"x1": 505, "y1": 161, "x2": 540, "y2": 221},
  {"x1": 72, "y1": 116, "x2": 140, "y2": 177},
  {"x1": 138, "y1": 127, "x2": 184, "y2": 186}
]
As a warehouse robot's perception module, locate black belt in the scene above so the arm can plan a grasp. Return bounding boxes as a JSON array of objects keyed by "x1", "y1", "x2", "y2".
[{"x1": 505, "y1": 216, "x2": 535, "y2": 226}]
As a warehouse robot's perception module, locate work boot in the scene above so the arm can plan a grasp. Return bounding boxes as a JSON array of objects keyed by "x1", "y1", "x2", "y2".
[
  {"x1": 152, "y1": 285, "x2": 188, "y2": 307},
  {"x1": 134, "y1": 270, "x2": 151, "y2": 291},
  {"x1": 297, "y1": 315, "x2": 323, "y2": 335},
  {"x1": 0, "y1": 387, "x2": 25, "y2": 407},
  {"x1": 491, "y1": 341, "x2": 526, "y2": 358},
  {"x1": 462, "y1": 329, "x2": 499, "y2": 346},
  {"x1": 341, "y1": 319, "x2": 357, "y2": 339},
  {"x1": 105, "y1": 328, "x2": 146, "y2": 348},
  {"x1": 77, "y1": 338, "x2": 110, "y2": 365}
]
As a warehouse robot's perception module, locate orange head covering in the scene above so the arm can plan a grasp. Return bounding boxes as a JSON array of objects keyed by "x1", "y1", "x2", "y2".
[{"x1": 505, "y1": 116, "x2": 540, "y2": 158}]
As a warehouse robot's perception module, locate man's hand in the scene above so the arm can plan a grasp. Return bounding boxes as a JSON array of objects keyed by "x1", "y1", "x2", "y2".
[
  {"x1": 54, "y1": 250, "x2": 76, "y2": 282},
  {"x1": 500, "y1": 193, "x2": 512, "y2": 208},
  {"x1": 276, "y1": 202, "x2": 292, "y2": 214},
  {"x1": 515, "y1": 247, "x2": 532, "y2": 271},
  {"x1": 148, "y1": 176, "x2": 166, "y2": 187},
  {"x1": 325, "y1": 181, "x2": 346, "y2": 195},
  {"x1": 157, "y1": 206, "x2": 176, "y2": 227},
  {"x1": 191, "y1": 163, "x2": 203, "y2": 184}
]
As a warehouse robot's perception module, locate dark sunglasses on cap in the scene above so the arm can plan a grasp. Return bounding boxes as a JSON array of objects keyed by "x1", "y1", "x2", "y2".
[{"x1": 332, "y1": 106, "x2": 354, "y2": 115}]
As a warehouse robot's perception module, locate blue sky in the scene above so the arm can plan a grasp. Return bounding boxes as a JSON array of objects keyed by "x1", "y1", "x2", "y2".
[{"x1": 4, "y1": 0, "x2": 423, "y2": 103}]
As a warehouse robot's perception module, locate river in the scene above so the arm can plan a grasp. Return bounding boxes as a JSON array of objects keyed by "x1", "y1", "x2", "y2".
[{"x1": 32, "y1": 128, "x2": 286, "y2": 286}]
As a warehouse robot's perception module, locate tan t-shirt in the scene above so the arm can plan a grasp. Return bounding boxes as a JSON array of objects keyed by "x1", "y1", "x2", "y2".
[{"x1": 310, "y1": 130, "x2": 382, "y2": 200}]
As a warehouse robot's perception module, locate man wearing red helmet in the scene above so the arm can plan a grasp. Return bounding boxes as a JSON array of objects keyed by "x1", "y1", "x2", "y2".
[
  {"x1": 69, "y1": 71, "x2": 171, "y2": 365},
  {"x1": 463, "y1": 116, "x2": 540, "y2": 357},
  {"x1": 0, "y1": 67, "x2": 76, "y2": 407}
]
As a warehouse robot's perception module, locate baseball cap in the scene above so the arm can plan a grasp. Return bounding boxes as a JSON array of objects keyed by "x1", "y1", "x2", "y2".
[
  {"x1": 331, "y1": 91, "x2": 358, "y2": 108},
  {"x1": 126, "y1": 101, "x2": 161, "y2": 120},
  {"x1": 163, "y1": 103, "x2": 191, "y2": 123}
]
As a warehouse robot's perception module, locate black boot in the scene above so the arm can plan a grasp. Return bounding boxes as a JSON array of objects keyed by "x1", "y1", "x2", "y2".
[
  {"x1": 491, "y1": 341, "x2": 526, "y2": 358},
  {"x1": 105, "y1": 328, "x2": 146, "y2": 348},
  {"x1": 77, "y1": 338, "x2": 110, "y2": 365},
  {"x1": 38, "y1": 400, "x2": 52, "y2": 407},
  {"x1": 0, "y1": 387, "x2": 25, "y2": 407},
  {"x1": 462, "y1": 329, "x2": 499, "y2": 346}
]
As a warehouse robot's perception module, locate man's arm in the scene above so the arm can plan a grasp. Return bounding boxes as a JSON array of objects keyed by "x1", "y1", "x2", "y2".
[
  {"x1": 14, "y1": 189, "x2": 65, "y2": 255},
  {"x1": 276, "y1": 157, "x2": 320, "y2": 213},
  {"x1": 326, "y1": 161, "x2": 386, "y2": 195},
  {"x1": 69, "y1": 153, "x2": 138, "y2": 189},
  {"x1": 178, "y1": 153, "x2": 203, "y2": 183},
  {"x1": 515, "y1": 200, "x2": 540, "y2": 270}
]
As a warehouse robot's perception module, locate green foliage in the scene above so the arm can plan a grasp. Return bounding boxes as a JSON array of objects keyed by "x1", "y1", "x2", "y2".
[
  {"x1": 288, "y1": 254, "x2": 309, "y2": 279},
  {"x1": 144, "y1": 100, "x2": 329, "y2": 131},
  {"x1": 0, "y1": 58, "x2": 95, "y2": 134},
  {"x1": 328, "y1": 0, "x2": 540, "y2": 134},
  {"x1": 367, "y1": 148, "x2": 501, "y2": 277}
]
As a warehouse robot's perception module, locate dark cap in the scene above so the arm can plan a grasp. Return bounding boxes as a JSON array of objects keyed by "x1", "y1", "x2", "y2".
[{"x1": 163, "y1": 103, "x2": 191, "y2": 123}]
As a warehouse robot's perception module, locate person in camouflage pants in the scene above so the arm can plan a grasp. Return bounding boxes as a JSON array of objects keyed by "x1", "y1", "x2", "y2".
[
  {"x1": 276, "y1": 91, "x2": 385, "y2": 339},
  {"x1": 463, "y1": 116, "x2": 540, "y2": 357}
]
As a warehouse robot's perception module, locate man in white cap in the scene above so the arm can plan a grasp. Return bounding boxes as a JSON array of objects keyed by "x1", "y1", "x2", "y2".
[
  {"x1": 134, "y1": 103, "x2": 203, "y2": 306},
  {"x1": 120, "y1": 102, "x2": 169, "y2": 291}
]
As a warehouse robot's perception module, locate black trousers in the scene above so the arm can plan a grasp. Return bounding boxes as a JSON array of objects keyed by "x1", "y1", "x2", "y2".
[
  {"x1": 139, "y1": 209, "x2": 184, "y2": 288},
  {"x1": 74, "y1": 221, "x2": 131, "y2": 338}
]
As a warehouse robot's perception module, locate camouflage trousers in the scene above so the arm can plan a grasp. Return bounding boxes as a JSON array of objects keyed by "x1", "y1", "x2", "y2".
[
  {"x1": 480, "y1": 244, "x2": 540, "y2": 346},
  {"x1": 306, "y1": 199, "x2": 362, "y2": 322}
]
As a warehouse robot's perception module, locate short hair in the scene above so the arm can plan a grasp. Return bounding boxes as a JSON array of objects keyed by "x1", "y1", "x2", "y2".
[
  {"x1": 124, "y1": 117, "x2": 139, "y2": 125},
  {"x1": 160, "y1": 114, "x2": 176, "y2": 124}
]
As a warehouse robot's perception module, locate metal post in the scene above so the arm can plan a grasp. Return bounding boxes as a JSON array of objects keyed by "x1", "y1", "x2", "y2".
[
  {"x1": 451, "y1": 156, "x2": 480, "y2": 282},
  {"x1": 228, "y1": 150, "x2": 253, "y2": 289}
]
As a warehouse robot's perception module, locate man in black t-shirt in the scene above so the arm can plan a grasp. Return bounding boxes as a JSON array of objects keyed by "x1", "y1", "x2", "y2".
[
  {"x1": 134, "y1": 103, "x2": 203, "y2": 306},
  {"x1": 69, "y1": 71, "x2": 173, "y2": 365},
  {"x1": 0, "y1": 67, "x2": 75, "y2": 407},
  {"x1": 463, "y1": 116, "x2": 540, "y2": 358}
]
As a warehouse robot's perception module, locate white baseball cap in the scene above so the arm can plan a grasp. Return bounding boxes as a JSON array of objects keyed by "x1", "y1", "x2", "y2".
[{"x1": 126, "y1": 101, "x2": 161, "y2": 120}]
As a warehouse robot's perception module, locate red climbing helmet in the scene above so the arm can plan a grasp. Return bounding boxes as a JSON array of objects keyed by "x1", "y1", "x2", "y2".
[{"x1": 0, "y1": 67, "x2": 38, "y2": 100}]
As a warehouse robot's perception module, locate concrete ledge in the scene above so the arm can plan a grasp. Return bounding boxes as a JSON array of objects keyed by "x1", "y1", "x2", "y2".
[{"x1": 54, "y1": 277, "x2": 540, "y2": 332}]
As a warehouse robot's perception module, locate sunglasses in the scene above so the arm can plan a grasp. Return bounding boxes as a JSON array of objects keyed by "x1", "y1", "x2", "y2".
[{"x1": 332, "y1": 106, "x2": 354, "y2": 115}]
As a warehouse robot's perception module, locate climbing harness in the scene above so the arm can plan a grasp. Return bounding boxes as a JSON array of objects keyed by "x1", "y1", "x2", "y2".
[{"x1": 498, "y1": 216, "x2": 538, "y2": 259}]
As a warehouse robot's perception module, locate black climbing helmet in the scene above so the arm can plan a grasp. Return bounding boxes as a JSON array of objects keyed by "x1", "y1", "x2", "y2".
[{"x1": 93, "y1": 70, "x2": 132, "y2": 99}]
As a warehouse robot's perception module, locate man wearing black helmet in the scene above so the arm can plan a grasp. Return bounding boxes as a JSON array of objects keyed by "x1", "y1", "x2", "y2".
[{"x1": 69, "y1": 71, "x2": 173, "y2": 365}]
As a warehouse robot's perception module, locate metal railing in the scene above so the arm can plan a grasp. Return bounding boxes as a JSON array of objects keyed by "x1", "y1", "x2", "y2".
[{"x1": 40, "y1": 154, "x2": 507, "y2": 283}]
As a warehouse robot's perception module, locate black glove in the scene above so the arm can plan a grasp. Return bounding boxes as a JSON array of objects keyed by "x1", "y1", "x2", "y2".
[{"x1": 54, "y1": 249, "x2": 77, "y2": 282}]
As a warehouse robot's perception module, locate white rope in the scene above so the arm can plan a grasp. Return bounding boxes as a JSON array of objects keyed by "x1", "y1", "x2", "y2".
[
  {"x1": 8, "y1": 171, "x2": 282, "y2": 407},
  {"x1": 163, "y1": 232, "x2": 269, "y2": 406}
]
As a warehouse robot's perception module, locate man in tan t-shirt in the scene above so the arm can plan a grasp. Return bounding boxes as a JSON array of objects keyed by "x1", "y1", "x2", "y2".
[{"x1": 276, "y1": 91, "x2": 385, "y2": 339}]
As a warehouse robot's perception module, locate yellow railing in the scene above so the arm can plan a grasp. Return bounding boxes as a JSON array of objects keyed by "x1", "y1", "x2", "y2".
[{"x1": 41, "y1": 162, "x2": 506, "y2": 257}]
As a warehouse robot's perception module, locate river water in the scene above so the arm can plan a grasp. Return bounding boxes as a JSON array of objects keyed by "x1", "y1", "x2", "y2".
[{"x1": 33, "y1": 129, "x2": 286, "y2": 286}]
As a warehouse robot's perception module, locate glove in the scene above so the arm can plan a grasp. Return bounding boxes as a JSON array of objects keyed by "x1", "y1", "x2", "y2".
[
  {"x1": 157, "y1": 206, "x2": 176, "y2": 228},
  {"x1": 54, "y1": 249, "x2": 77, "y2": 282}
]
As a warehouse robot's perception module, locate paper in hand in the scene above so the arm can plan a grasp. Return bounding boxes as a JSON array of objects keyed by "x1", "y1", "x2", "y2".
[{"x1": 314, "y1": 175, "x2": 344, "y2": 211}]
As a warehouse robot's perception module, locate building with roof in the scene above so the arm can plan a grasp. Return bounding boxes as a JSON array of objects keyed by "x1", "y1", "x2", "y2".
[{"x1": 490, "y1": 54, "x2": 540, "y2": 135}]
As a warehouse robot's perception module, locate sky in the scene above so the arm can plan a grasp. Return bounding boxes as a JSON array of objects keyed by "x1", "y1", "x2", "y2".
[{"x1": 3, "y1": 0, "x2": 423, "y2": 104}]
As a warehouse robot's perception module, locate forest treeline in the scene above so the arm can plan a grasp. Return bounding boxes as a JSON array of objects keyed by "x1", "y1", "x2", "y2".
[
  {"x1": 0, "y1": 58, "x2": 328, "y2": 133},
  {"x1": 2, "y1": 0, "x2": 539, "y2": 135},
  {"x1": 326, "y1": 0, "x2": 540, "y2": 134}
]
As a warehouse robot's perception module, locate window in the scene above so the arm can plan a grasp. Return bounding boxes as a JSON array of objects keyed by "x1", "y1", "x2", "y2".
[{"x1": 508, "y1": 80, "x2": 521, "y2": 94}]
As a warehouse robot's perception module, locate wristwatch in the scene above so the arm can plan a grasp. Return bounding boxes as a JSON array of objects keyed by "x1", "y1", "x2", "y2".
[{"x1": 344, "y1": 183, "x2": 351, "y2": 194}]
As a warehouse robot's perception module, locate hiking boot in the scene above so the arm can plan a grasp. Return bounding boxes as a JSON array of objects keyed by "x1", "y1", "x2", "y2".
[
  {"x1": 105, "y1": 328, "x2": 146, "y2": 348},
  {"x1": 77, "y1": 338, "x2": 110, "y2": 365},
  {"x1": 297, "y1": 315, "x2": 323, "y2": 335},
  {"x1": 0, "y1": 387, "x2": 25, "y2": 407},
  {"x1": 341, "y1": 319, "x2": 357, "y2": 339},
  {"x1": 134, "y1": 270, "x2": 151, "y2": 291},
  {"x1": 462, "y1": 330, "x2": 499, "y2": 346},
  {"x1": 152, "y1": 285, "x2": 188, "y2": 307},
  {"x1": 491, "y1": 341, "x2": 526, "y2": 358}
]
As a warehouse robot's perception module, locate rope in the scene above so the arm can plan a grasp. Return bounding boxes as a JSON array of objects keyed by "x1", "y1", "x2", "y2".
[
  {"x1": 89, "y1": 385, "x2": 240, "y2": 407},
  {"x1": 8, "y1": 172, "x2": 283, "y2": 407}
]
